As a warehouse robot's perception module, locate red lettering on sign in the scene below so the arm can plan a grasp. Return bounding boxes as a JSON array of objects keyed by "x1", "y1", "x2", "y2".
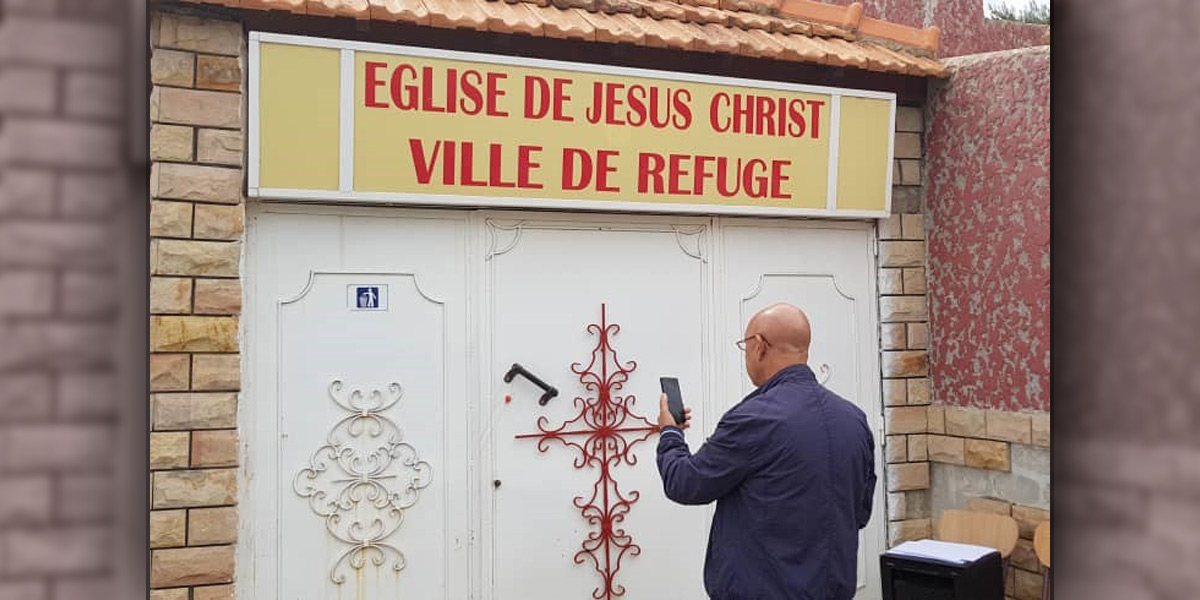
[
  {"x1": 710, "y1": 93, "x2": 730, "y2": 133},
  {"x1": 525, "y1": 76, "x2": 551, "y2": 119},
  {"x1": 365, "y1": 61, "x2": 389, "y2": 108},
  {"x1": 517, "y1": 145, "x2": 544, "y2": 189},
  {"x1": 595, "y1": 150, "x2": 619, "y2": 193},
  {"x1": 808, "y1": 100, "x2": 823, "y2": 139},
  {"x1": 634, "y1": 152, "x2": 793, "y2": 199},
  {"x1": 787, "y1": 99, "x2": 807, "y2": 137},
  {"x1": 552, "y1": 78, "x2": 572, "y2": 122},
  {"x1": 771, "y1": 159, "x2": 791, "y2": 199},
  {"x1": 461, "y1": 69, "x2": 484, "y2": 115},
  {"x1": 408, "y1": 138, "x2": 442, "y2": 184},
  {"x1": 586, "y1": 82, "x2": 691, "y2": 130},
  {"x1": 562, "y1": 148, "x2": 592, "y2": 191},
  {"x1": 390, "y1": 64, "x2": 418, "y2": 110},
  {"x1": 411, "y1": 139, "x2": 544, "y2": 190},
  {"x1": 486, "y1": 72, "x2": 508, "y2": 117},
  {"x1": 707, "y1": 93, "x2": 823, "y2": 139},
  {"x1": 637, "y1": 153, "x2": 665, "y2": 194},
  {"x1": 667, "y1": 153, "x2": 691, "y2": 195},
  {"x1": 371, "y1": 62, "x2": 510, "y2": 116}
]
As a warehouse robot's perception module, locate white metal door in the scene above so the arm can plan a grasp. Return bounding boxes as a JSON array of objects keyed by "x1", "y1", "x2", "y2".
[
  {"x1": 717, "y1": 218, "x2": 885, "y2": 600},
  {"x1": 243, "y1": 206, "x2": 472, "y2": 599},
  {"x1": 481, "y1": 212, "x2": 715, "y2": 600},
  {"x1": 244, "y1": 207, "x2": 883, "y2": 600}
]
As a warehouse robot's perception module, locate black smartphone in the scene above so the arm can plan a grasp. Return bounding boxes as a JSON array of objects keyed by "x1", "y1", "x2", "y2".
[{"x1": 659, "y1": 377, "x2": 686, "y2": 426}]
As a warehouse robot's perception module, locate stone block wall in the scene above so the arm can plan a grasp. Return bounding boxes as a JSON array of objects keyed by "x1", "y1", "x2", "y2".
[
  {"x1": 965, "y1": 496, "x2": 1050, "y2": 600},
  {"x1": 878, "y1": 104, "x2": 935, "y2": 544},
  {"x1": 148, "y1": 10, "x2": 245, "y2": 600},
  {"x1": 0, "y1": 1, "x2": 128, "y2": 598}
]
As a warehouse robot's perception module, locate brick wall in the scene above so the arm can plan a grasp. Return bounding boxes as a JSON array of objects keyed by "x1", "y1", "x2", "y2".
[
  {"x1": 148, "y1": 10, "x2": 245, "y2": 600},
  {"x1": 0, "y1": 0, "x2": 129, "y2": 598}
]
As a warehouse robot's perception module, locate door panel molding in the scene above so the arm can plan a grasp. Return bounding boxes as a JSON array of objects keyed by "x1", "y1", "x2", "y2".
[{"x1": 244, "y1": 207, "x2": 472, "y2": 599}]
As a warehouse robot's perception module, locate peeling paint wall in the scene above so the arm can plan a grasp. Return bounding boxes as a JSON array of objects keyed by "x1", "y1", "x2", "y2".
[{"x1": 925, "y1": 46, "x2": 1050, "y2": 411}]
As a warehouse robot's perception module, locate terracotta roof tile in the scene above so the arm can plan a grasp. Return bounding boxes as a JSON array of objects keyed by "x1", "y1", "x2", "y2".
[
  {"x1": 183, "y1": 0, "x2": 947, "y2": 77},
  {"x1": 632, "y1": 0, "x2": 686, "y2": 22},
  {"x1": 678, "y1": 3, "x2": 728, "y2": 26},
  {"x1": 367, "y1": 0, "x2": 431, "y2": 23},
  {"x1": 548, "y1": 0, "x2": 594, "y2": 10},
  {"x1": 477, "y1": 0, "x2": 543, "y2": 35},
  {"x1": 535, "y1": 6, "x2": 597, "y2": 39},
  {"x1": 722, "y1": 24, "x2": 777, "y2": 57},
  {"x1": 773, "y1": 29, "x2": 826, "y2": 63},
  {"x1": 778, "y1": 0, "x2": 858, "y2": 29},
  {"x1": 718, "y1": 0, "x2": 766, "y2": 14},
  {"x1": 851, "y1": 39, "x2": 908, "y2": 73},
  {"x1": 870, "y1": 41, "x2": 945, "y2": 76},
  {"x1": 241, "y1": 0, "x2": 305, "y2": 12},
  {"x1": 812, "y1": 36, "x2": 861, "y2": 68},
  {"x1": 639, "y1": 15, "x2": 696, "y2": 50},
  {"x1": 762, "y1": 13, "x2": 809, "y2": 35},
  {"x1": 595, "y1": 0, "x2": 645, "y2": 16},
  {"x1": 692, "y1": 21, "x2": 740, "y2": 53},
  {"x1": 424, "y1": 0, "x2": 489, "y2": 28},
  {"x1": 727, "y1": 9, "x2": 773, "y2": 31},
  {"x1": 808, "y1": 20, "x2": 851, "y2": 39},
  {"x1": 308, "y1": 0, "x2": 370, "y2": 18},
  {"x1": 578, "y1": 8, "x2": 646, "y2": 44}
]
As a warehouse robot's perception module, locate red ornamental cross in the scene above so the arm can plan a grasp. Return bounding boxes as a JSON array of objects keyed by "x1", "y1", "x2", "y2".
[{"x1": 515, "y1": 304, "x2": 659, "y2": 600}]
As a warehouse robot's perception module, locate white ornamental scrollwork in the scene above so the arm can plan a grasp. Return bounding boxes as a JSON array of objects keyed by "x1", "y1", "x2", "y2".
[{"x1": 293, "y1": 379, "x2": 433, "y2": 584}]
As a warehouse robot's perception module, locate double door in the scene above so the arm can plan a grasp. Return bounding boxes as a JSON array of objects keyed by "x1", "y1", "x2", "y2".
[{"x1": 244, "y1": 205, "x2": 883, "y2": 599}]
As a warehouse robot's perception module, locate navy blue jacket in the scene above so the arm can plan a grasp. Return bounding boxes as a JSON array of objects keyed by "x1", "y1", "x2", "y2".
[{"x1": 656, "y1": 364, "x2": 876, "y2": 600}]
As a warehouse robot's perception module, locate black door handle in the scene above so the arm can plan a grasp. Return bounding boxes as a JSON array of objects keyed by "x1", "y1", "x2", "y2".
[{"x1": 504, "y1": 363, "x2": 558, "y2": 406}]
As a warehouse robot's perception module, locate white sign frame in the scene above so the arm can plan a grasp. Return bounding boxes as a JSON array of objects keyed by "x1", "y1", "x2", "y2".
[{"x1": 249, "y1": 31, "x2": 896, "y2": 219}]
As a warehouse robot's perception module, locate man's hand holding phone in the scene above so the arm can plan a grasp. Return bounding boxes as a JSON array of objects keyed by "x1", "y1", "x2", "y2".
[
  {"x1": 658, "y1": 394, "x2": 692, "y2": 430},
  {"x1": 658, "y1": 376, "x2": 692, "y2": 431}
]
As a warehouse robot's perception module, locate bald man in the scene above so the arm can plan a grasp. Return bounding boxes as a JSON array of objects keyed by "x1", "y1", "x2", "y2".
[{"x1": 656, "y1": 303, "x2": 877, "y2": 600}]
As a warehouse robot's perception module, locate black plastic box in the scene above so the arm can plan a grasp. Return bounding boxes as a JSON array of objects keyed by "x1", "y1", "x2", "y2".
[{"x1": 880, "y1": 549, "x2": 1004, "y2": 600}]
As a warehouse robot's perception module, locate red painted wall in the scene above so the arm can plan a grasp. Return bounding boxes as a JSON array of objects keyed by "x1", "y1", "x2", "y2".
[
  {"x1": 825, "y1": 0, "x2": 1048, "y2": 57},
  {"x1": 924, "y1": 46, "x2": 1050, "y2": 411},
  {"x1": 928, "y1": 1, "x2": 1048, "y2": 57}
]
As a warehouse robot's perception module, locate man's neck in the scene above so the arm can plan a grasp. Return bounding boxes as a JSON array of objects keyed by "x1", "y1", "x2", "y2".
[{"x1": 760, "y1": 356, "x2": 809, "y2": 384}]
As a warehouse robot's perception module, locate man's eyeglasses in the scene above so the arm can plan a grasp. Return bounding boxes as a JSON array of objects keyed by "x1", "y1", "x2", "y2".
[{"x1": 735, "y1": 333, "x2": 771, "y2": 351}]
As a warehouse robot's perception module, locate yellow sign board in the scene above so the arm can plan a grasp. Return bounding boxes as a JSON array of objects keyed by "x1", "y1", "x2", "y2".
[{"x1": 251, "y1": 33, "x2": 895, "y2": 217}]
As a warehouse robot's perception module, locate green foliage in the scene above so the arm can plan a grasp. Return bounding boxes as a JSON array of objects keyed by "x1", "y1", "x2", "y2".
[{"x1": 986, "y1": 0, "x2": 1051, "y2": 25}]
